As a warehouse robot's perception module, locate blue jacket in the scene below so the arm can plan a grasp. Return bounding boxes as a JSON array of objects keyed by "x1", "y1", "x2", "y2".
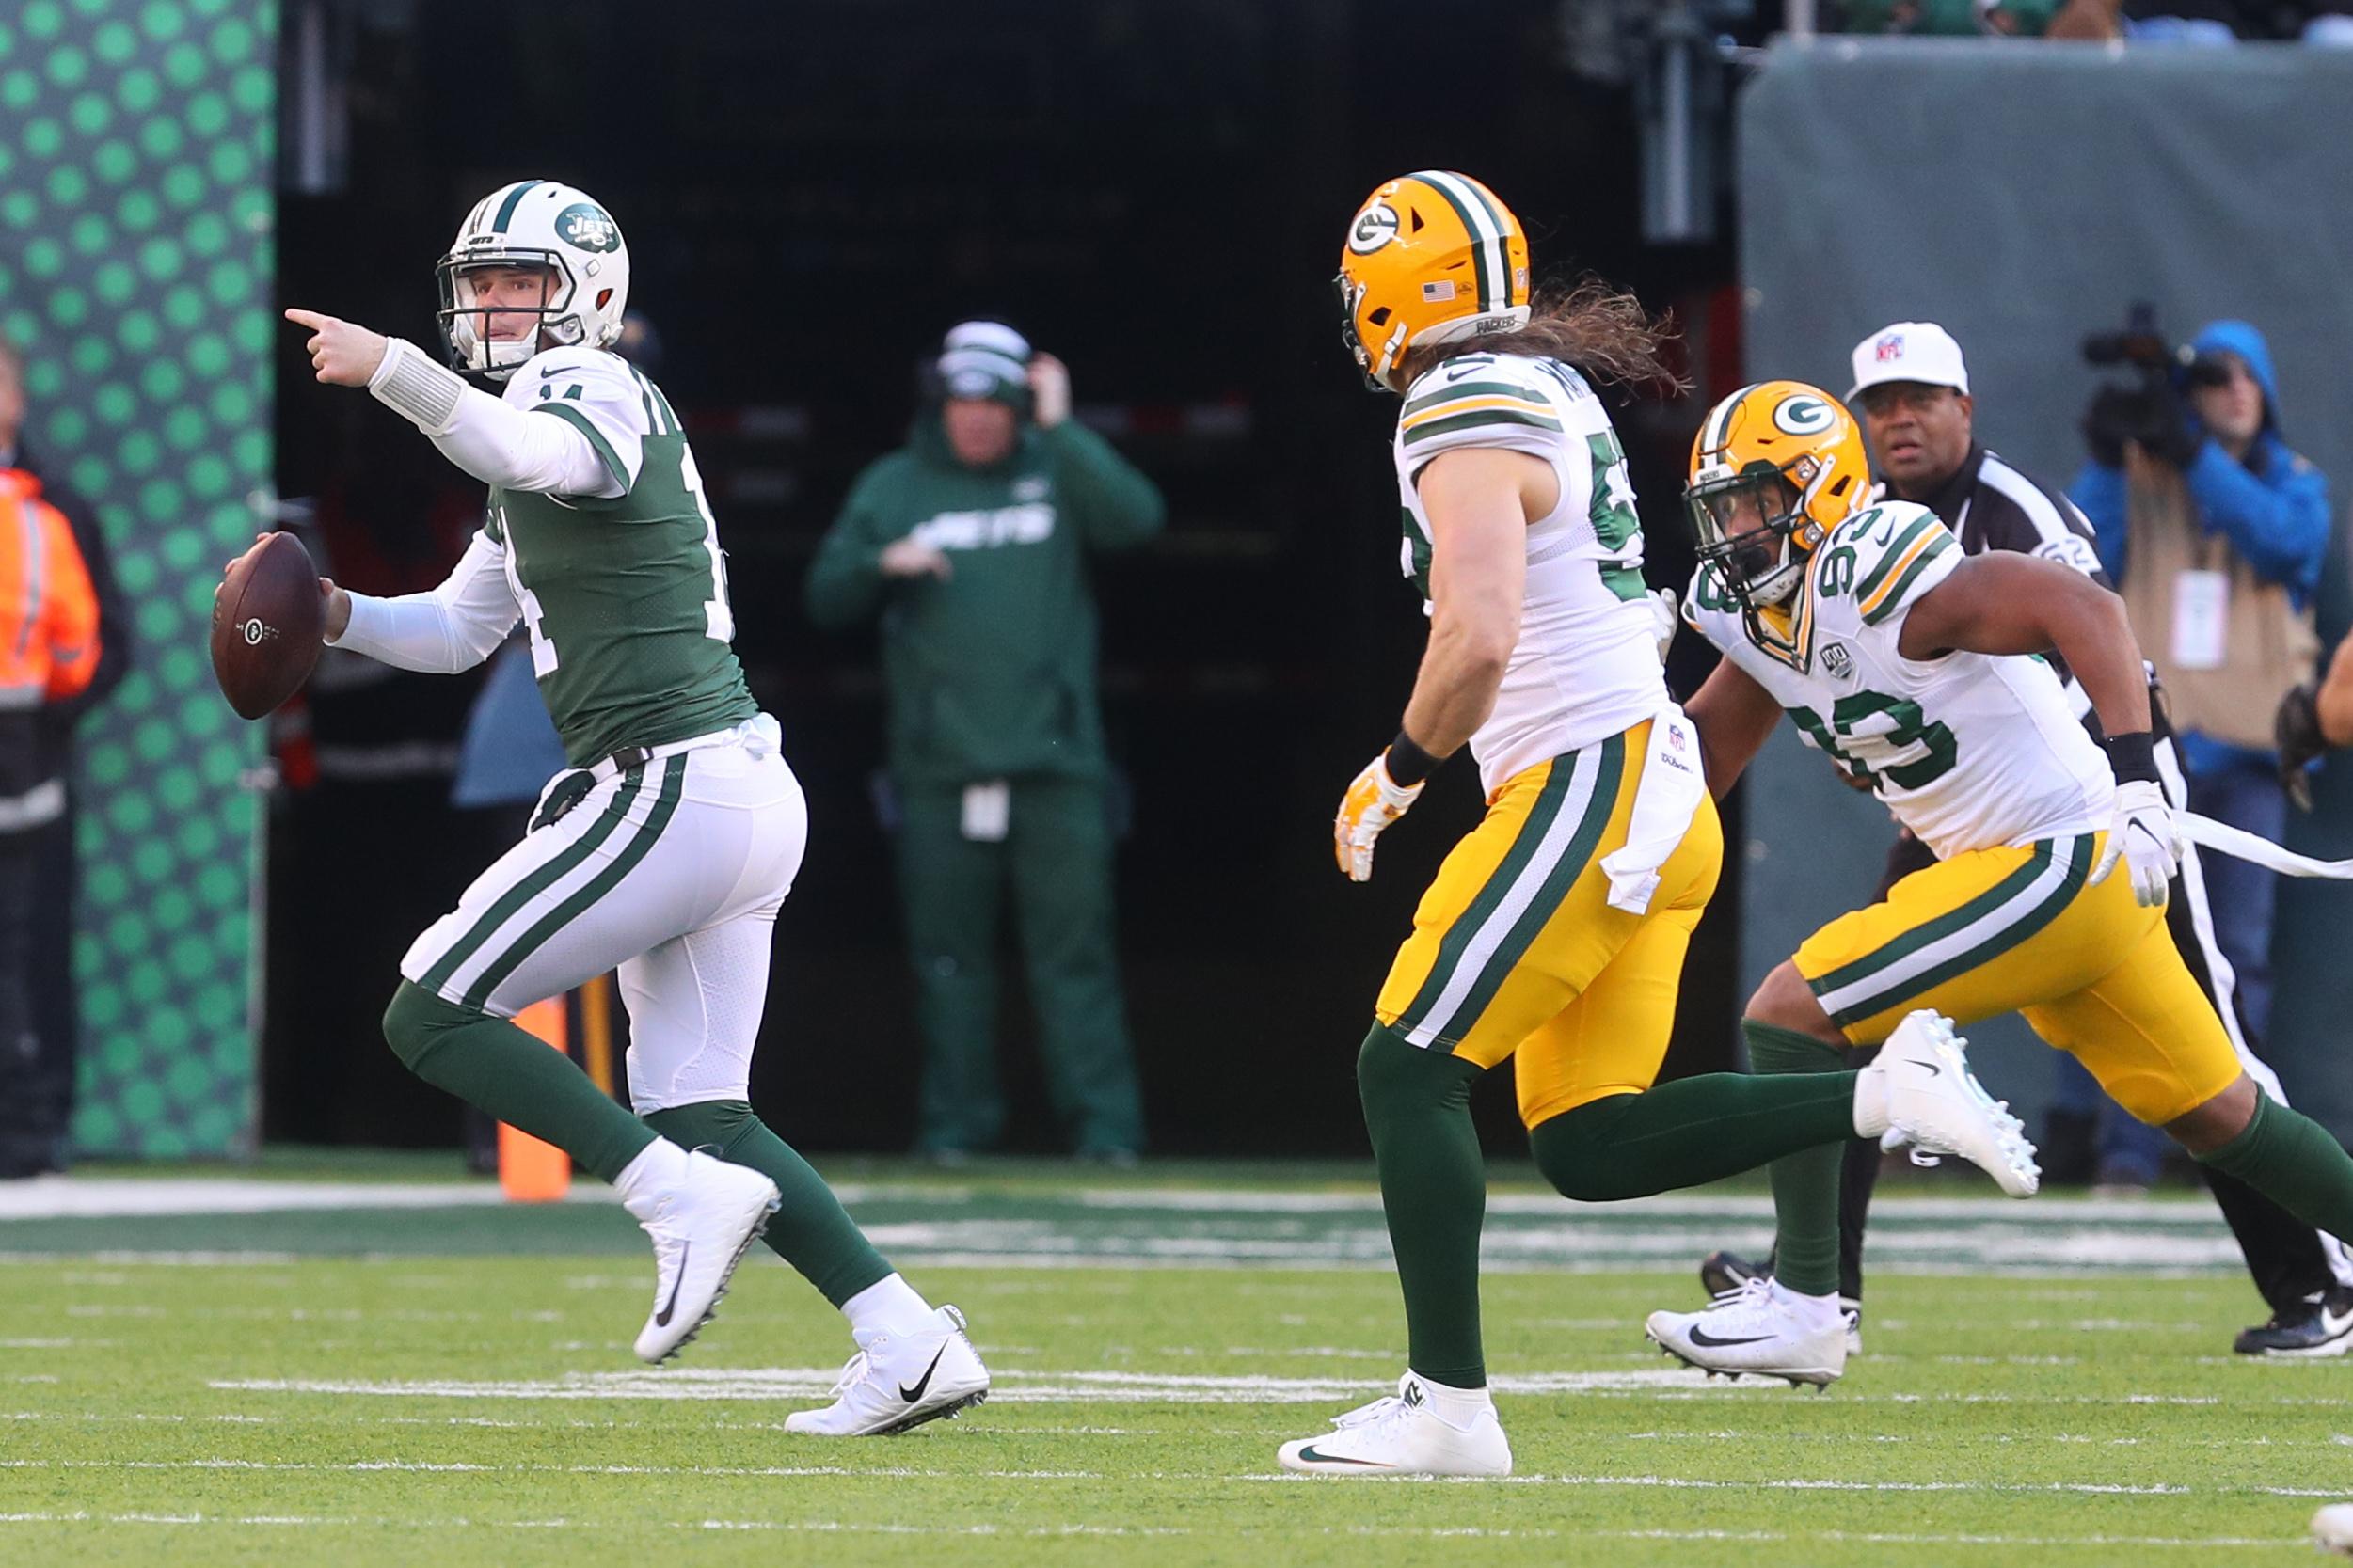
[
  {"x1": 2070, "y1": 320, "x2": 2332, "y2": 772},
  {"x1": 2072, "y1": 319, "x2": 2330, "y2": 602}
]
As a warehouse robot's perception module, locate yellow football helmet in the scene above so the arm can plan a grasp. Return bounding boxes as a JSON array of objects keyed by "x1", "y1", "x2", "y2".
[
  {"x1": 1684, "y1": 380, "x2": 1869, "y2": 610},
  {"x1": 1335, "y1": 171, "x2": 1533, "y2": 391}
]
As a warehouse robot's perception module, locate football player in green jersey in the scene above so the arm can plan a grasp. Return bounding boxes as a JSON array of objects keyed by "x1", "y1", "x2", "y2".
[{"x1": 275, "y1": 180, "x2": 987, "y2": 1434}]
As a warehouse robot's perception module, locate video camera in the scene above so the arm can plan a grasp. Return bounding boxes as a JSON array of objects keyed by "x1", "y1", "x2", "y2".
[{"x1": 2079, "y1": 302, "x2": 2201, "y2": 468}]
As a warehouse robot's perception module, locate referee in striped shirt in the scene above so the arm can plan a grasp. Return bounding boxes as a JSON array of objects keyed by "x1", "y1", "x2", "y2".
[{"x1": 1701, "y1": 322, "x2": 2353, "y2": 1358}]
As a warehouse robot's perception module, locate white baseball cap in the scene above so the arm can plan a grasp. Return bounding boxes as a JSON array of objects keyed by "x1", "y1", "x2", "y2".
[{"x1": 1848, "y1": 321, "x2": 1969, "y2": 401}]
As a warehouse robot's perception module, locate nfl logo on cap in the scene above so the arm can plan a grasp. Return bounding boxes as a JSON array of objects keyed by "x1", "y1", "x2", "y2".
[{"x1": 1848, "y1": 321, "x2": 1969, "y2": 402}]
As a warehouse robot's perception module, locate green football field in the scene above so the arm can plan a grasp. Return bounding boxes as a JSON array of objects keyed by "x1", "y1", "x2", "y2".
[{"x1": 2, "y1": 1155, "x2": 2347, "y2": 1565}]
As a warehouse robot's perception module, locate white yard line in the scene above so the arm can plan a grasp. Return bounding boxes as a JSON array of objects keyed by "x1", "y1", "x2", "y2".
[{"x1": 0, "y1": 1512, "x2": 2308, "y2": 1549}]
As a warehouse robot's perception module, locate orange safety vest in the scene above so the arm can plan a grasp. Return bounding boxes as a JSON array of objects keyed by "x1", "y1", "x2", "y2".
[{"x1": 0, "y1": 468, "x2": 101, "y2": 715}]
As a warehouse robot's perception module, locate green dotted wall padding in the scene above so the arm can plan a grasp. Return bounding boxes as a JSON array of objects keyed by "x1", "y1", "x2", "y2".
[{"x1": 0, "y1": 0, "x2": 273, "y2": 1159}]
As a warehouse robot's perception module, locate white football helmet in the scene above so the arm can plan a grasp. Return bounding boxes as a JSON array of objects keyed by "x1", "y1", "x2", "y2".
[{"x1": 436, "y1": 179, "x2": 630, "y2": 379}]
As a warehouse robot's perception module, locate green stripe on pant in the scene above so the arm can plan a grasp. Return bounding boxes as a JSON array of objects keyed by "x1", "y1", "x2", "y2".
[
  {"x1": 418, "y1": 763, "x2": 655, "y2": 998},
  {"x1": 464, "y1": 756, "x2": 687, "y2": 1010}
]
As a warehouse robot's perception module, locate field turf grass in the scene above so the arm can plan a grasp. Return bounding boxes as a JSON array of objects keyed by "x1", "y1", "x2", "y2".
[{"x1": 2, "y1": 1157, "x2": 2348, "y2": 1565}]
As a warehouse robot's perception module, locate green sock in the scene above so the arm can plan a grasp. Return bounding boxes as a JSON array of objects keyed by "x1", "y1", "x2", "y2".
[
  {"x1": 1528, "y1": 1056, "x2": 1858, "y2": 1207},
  {"x1": 382, "y1": 981, "x2": 656, "y2": 1184},
  {"x1": 2197, "y1": 1093, "x2": 2353, "y2": 1240},
  {"x1": 642, "y1": 1100, "x2": 893, "y2": 1307},
  {"x1": 1358, "y1": 1023, "x2": 1489, "y2": 1389},
  {"x1": 1744, "y1": 1022, "x2": 1850, "y2": 1298}
]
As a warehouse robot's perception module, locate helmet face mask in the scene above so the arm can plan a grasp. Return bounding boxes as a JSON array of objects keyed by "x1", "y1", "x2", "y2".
[
  {"x1": 1688, "y1": 464, "x2": 1809, "y2": 610},
  {"x1": 436, "y1": 181, "x2": 629, "y2": 381},
  {"x1": 437, "y1": 252, "x2": 579, "y2": 377}
]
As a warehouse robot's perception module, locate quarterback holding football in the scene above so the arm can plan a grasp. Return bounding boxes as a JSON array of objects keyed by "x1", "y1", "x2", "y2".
[{"x1": 264, "y1": 179, "x2": 986, "y2": 1434}]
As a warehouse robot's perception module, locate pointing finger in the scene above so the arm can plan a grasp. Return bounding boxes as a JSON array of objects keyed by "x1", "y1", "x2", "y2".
[{"x1": 283, "y1": 308, "x2": 335, "y2": 330}]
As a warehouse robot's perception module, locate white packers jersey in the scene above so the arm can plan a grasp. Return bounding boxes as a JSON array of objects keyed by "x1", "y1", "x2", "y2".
[
  {"x1": 1393, "y1": 352, "x2": 1664, "y2": 795},
  {"x1": 1684, "y1": 500, "x2": 2113, "y2": 859}
]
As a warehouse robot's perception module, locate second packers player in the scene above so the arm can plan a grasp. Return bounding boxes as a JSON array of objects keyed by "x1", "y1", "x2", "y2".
[
  {"x1": 1280, "y1": 175, "x2": 2038, "y2": 1479},
  {"x1": 277, "y1": 179, "x2": 986, "y2": 1433},
  {"x1": 1648, "y1": 381, "x2": 2353, "y2": 1385}
]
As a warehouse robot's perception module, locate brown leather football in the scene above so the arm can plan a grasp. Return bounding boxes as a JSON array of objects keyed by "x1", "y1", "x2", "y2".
[{"x1": 211, "y1": 531, "x2": 324, "y2": 720}]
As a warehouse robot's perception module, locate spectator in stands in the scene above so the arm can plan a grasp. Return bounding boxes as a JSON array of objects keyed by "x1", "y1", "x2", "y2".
[
  {"x1": 2073, "y1": 319, "x2": 2329, "y2": 1045},
  {"x1": 805, "y1": 323, "x2": 1164, "y2": 1164},
  {"x1": 0, "y1": 336, "x2": 129, "y2": 1179},
  {"x1": 1840, "y1": 0, "x2": 2059, "y2": 34}
]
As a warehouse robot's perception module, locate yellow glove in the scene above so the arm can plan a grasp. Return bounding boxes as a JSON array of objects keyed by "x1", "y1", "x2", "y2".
[{"x1": 1334, "y1": 752, "x2": 1425, "y2": 882}]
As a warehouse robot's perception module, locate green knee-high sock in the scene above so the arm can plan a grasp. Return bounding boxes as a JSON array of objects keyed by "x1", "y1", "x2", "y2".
[
  {"x1": 642, "y1": 1101, "x2": 893, "y2": 1307},
  {"x1": 1746, "y1": 1022, "x2": 1850, "y2": 1298},
  {"x1": 382, "y1": 981, "x2": 655, "y2": 1184},
  {"x1": 1359, "y1": 1023, "x2": 1489, "y2": 1389},
  {"x1": 2197, "y1": 1093, "x2": 2353, "y2": 1242},
  {"x1": 1528, "y1": 1058, "x2": 1859, "y2": 1206}
]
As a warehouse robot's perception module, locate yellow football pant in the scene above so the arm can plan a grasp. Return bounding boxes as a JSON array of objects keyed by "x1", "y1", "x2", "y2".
[
  {"x1": 1375, "y1": 721, "x2": 1724, "y2": 1130},
  {"x1": 1794, "y1": 831, "x2": 2240, "y2": 1125}
]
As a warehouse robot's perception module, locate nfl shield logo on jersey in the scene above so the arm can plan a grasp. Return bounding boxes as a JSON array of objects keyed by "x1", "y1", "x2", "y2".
[{"x1": 1820, "y1": 641, "x2": 1855, "y2": 681}]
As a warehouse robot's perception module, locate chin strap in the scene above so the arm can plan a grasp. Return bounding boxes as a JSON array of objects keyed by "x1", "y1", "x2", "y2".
[{"x1": 2180, "y1": 810, "x2": 2353, "y2": 879}]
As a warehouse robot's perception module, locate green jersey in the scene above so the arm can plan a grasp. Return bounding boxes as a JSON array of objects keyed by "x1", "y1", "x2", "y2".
[{"x1": 486, "y1": 347, "x2": 757, "y2": 767}]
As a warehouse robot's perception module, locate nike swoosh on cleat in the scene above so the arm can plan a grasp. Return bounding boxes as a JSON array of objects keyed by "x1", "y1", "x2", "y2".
[
  {"x1": 899, "y1": 1344, "x2": 948, "y2": 1403},
  {"x1": 1296, "y1": 1446, "x2": 1389, "y2": 1466},
  {"x1": 1687, "y1": 1326, "x2": 1774, "y2": 1348},
  {"x1": 654, "y1": 1242, "x2": 688, "y2": 1328},
  {"x1": 1913, "y1": 1061, "x2": 1942, "y2": 1077}
]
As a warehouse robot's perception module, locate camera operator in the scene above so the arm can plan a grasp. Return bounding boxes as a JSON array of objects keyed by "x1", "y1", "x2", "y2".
[{"x1": 2073, "y1": 317, "x2": 2329, "y2": 1044}]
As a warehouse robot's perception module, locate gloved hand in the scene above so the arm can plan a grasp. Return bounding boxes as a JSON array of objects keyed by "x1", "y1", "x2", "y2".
[
  {"x1": 1646, "y1": 587, "x2": 1680, "y2": 662},
  {"x1": 2090, "y1": 779, "x2": 2179, "y2": 907},
  {"x1": 2134, "y1": 381, "x2": 2203, "y2": 470},
  {"x1": 2080, "y1": 385, "x2": 2138, "y2": 468},
  {"x1": 2277, "y1": 680, "x2": 2326, "y2": 813},
  {"x1": 1334, "y1": 752, "x2": 1424, "y2": 883}
]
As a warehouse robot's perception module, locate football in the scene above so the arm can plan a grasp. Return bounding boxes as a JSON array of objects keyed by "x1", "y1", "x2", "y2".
[{"x1": 210, "y1": 531, "x2": 325, "y2": 720}]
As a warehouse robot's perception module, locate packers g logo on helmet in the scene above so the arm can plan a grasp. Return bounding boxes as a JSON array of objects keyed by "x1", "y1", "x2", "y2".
[
  {"x1": 1684, "y1": 380, "x2": 1869, "y2": 613},
  {"x1": 1348, "y1": 200, "x2": 1400, "y2": 255},
  {"x1": 1334, "y1": 171, "x2": 1533, "y2": 391}
]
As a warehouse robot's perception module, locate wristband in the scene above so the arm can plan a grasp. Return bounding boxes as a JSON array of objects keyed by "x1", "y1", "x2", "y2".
[
  {"x1": 368, "y1": 337, "x2": 468, "y2": 436},
  {"x1": 1384, "y1": 731, "x2": 1447, "y2": 787},
  {"x1": 2104, "y1": 730, "x2": 2159, "y2": 786}
]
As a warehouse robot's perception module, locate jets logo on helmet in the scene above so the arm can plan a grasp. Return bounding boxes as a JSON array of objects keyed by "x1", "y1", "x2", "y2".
[
  {"x1": 435, "y1": 179, "x2": 632, "y2": 380},
  {"x1": 554, "y1": 201, "x2": 621, "y2": 254},
  {"x1": 1333, "y1": 171, "x2": 1533, "y2": 392},
  {"x1": 1683, "y1": 379, "x2": 1869, "y2": 620}
]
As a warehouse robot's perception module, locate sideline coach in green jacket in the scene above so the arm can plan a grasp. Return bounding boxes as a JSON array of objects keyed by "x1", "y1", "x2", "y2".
[{"x1": 806, "y1": 323, "x2": 1164, "y2": 1161}]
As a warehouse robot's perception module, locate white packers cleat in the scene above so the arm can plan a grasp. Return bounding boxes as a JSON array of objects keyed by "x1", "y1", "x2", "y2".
[
  {"x1": 1277, "y1": 1372, "x2": 1513, "y2": 1477},
  {"x1": 1646, "y1": 1276, "x2": 1848, "y2": 1388},
  {"x1": 2314, "y1": 1503, "x2": 2353, "y2": 1556},
  {"x1": 630, "y1": 1151, "x2": 781, "y2": 1365},
  {"x1": 785, "y1": 1306, "x2": 991, "y2": 1436},
  {"x1": 1867, "y1": 1010, "x2": 2040, "y2": 1197}
]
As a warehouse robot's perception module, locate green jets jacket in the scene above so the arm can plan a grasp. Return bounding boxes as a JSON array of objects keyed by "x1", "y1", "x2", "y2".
[{"x1": 804, "y1": 415, "x2": 1165, "y2": 784}]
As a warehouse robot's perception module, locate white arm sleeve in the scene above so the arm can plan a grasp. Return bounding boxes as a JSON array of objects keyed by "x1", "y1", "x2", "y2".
[
  {"x1": 327, "y1": 528, "x2": 522, "y2": 674},
  {"x1": 366, "y1": 338, "x2": 623, "y2": 499}
]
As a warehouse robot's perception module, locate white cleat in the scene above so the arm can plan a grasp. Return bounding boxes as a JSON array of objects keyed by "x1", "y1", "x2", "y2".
[
  {"x1": 1277, "y1": 1372, "x2": 1513, "y2": 1477},
  {"x1": 2313, "y1": 1502, "x2": 2353, "y2": 1556},
  {"x1": 630, "y1": 1151, "x2": 781, "y2": 1365},
  {"x1": 1867, "y1": 1010, "x2": 2040, "y2": 1197},
  {"x1": 1646, "y1": 1276, "x2": 1848, "y2": 1387},
  {"x1": 785, "y1": 1306, "x2": 991, "y2": 1436}
]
